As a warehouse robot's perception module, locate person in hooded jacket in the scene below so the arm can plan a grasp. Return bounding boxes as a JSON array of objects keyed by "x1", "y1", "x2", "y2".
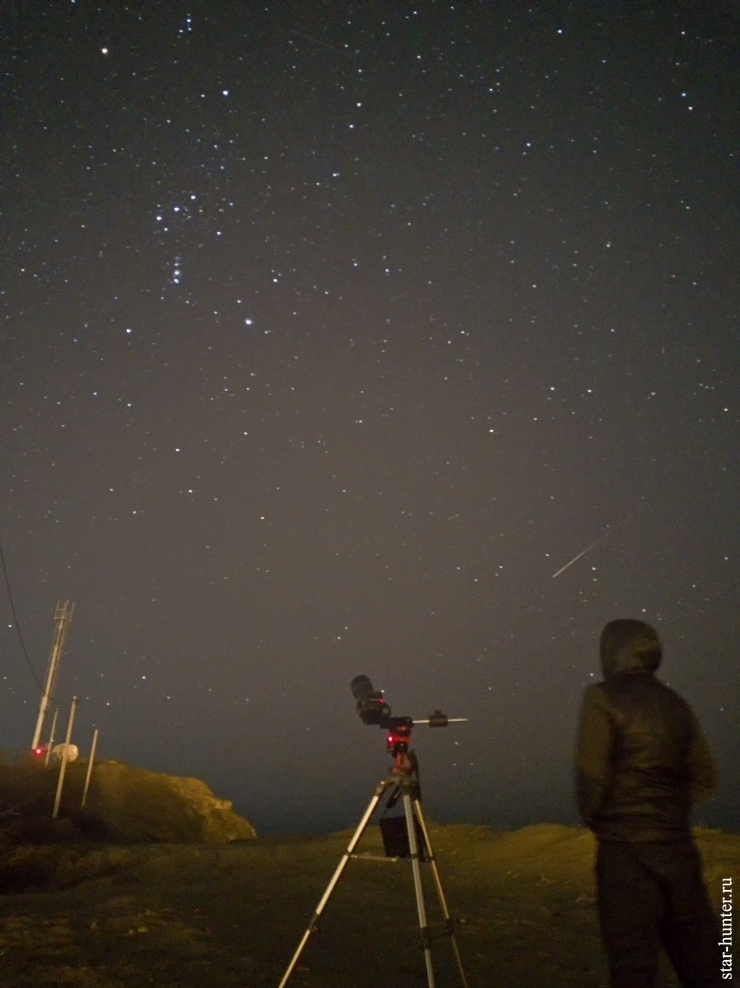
[{"x1": 575, "y1": 618, "x2": 721, "y2": 988}]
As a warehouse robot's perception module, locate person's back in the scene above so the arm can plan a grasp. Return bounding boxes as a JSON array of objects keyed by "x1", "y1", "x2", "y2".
[{"x1": 575, "y1": 619, "x2": 721, "y2": 988}]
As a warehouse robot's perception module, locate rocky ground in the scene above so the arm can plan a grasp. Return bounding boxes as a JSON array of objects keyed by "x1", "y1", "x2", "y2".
[{"x1": 0, "y1": 823, "x2": 736, "y2": 988}]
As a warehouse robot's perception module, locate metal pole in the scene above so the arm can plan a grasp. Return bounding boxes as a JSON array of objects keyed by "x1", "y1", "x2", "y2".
[
  {"x1": 52, "y1": 696, "x2": 77, "y2": 819},
  {"x1": 31, "y1": 601, "x2": 74, "y2": 750},
  {"x1": 44, "y1": 708, "x2": 59, "y2": 767},
  {"x1": 81, "y1": 728, "x2": 99, "y2": 808}
]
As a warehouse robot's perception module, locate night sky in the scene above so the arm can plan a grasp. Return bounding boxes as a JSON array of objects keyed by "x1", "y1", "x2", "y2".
[{"x1": 1, "y1": 1, "x2": 738, "y2": 836}]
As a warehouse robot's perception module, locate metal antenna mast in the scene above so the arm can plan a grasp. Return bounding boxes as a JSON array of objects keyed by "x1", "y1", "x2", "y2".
[{"x1": 31, "y1": 601, "x2": 74, "y2": 751}]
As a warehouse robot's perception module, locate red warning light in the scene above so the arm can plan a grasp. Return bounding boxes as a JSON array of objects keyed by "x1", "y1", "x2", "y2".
[{"x1": 33, "y1": 747, "x2": 44, "y2": 757}]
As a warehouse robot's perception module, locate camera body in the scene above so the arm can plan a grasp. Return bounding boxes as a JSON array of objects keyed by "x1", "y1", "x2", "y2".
[{"x1": 351, "y1": 674, "x2": 392, "y2": 725}]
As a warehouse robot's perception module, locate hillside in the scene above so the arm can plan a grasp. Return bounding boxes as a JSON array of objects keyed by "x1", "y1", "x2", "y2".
[
  {"x1": 0, "y1": 756, "x2": 255, "y2": 849},
  {"x1": 0, "y1": 822, "x2": 737, "y2": 988}
]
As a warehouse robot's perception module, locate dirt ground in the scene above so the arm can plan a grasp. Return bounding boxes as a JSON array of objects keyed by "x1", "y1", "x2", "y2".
[{"x1": 0, "y1": 823, "x2": 736, "y2": 988}]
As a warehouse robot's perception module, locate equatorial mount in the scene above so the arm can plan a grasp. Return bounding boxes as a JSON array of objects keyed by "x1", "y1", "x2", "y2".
[{"x1": 350, "y1": 674, "x2": 467, "y2": 764}]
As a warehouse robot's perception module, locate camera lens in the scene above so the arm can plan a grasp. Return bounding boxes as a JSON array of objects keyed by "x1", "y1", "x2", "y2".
[{"x1": 350, "y1": 675, "x2": 373, "y2": 701}]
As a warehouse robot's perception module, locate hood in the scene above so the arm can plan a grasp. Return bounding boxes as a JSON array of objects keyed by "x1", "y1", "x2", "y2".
[{"x1": 599, "y1": 618, "x2": 662, "y2": 678}]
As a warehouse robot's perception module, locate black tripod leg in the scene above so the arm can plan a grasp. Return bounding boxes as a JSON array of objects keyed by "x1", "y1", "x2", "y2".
[
  {"x1": 276, "y1": 778, "x2": 391, "y2": 988},
  {"x1": 413, "y1": 799, "x2": 469, "y2": 988},
  {"x1": 404, "y1": 791, "x2": 436, "y2": 988}
]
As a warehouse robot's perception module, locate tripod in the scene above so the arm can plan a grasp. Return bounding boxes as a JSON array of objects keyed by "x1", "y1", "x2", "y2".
[{"x1": 276, "y1": 745, "x2": 469, "y2": 988}]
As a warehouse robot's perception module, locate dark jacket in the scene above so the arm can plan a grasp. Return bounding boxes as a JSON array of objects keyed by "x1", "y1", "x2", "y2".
[{"x1": 575, "y1": 619, "x2": 717, "y2": 841}]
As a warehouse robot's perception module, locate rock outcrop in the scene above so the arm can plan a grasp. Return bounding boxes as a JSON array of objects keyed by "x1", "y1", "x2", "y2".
[{"x1": 78, "y1": 761, "x2": 256, "y2": 843}]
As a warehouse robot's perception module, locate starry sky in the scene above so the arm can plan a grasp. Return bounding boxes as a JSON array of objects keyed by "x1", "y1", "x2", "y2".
[{"x1": 1, "y1": 1, "x2": 738, "y2": 836}]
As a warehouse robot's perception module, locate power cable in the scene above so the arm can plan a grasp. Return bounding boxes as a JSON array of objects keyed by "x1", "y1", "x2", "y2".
[{"x1": 0, "y1": 524, "x2": 45, "y2": 696}]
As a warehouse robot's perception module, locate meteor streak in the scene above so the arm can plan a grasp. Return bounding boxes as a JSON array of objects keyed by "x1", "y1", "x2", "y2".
[{"x1": 551, "y1": 519, "x2": 628, "y2": 579}]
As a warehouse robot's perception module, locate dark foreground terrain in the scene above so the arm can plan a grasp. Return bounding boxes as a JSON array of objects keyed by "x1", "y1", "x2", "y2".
[{"x1": 0, "y1": 823, "x2": 737, "y2": 988}]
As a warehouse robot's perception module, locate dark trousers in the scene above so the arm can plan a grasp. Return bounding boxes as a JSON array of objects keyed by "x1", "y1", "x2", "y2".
[{"x1": 596, "y1": 839, "x2": 722, "y2": 988}]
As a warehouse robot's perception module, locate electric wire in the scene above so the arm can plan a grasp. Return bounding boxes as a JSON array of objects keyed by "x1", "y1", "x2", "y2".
[{"x1": 0, "y1": 525, "x2": 45, "y2": 696}]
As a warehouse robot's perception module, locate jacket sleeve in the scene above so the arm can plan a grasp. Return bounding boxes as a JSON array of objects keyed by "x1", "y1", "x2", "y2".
[
  {"x1": 575, "y1": 685, "x2": 615, "y2": 830},
  {"x1": 686, "y1": 712, "x2": 717, "y2": 806}
]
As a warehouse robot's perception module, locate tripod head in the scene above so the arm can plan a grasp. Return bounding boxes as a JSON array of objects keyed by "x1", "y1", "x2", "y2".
[{"x1": 350, "y1": 675, "x2": 467, "y2": 767}]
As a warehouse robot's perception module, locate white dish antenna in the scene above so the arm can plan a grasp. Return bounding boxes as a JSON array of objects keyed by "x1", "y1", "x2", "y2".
[{"x1": 51, "y1": 743, "x2": 79, "y2": 762}]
